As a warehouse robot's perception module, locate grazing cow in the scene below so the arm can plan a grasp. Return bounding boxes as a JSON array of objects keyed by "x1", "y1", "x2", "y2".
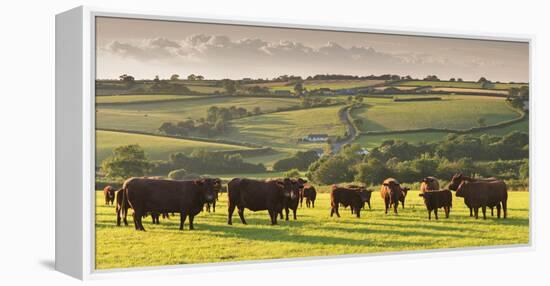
[
  {"x1": 280, "y1": 178, "x2": 306, "y2": 221},
  {"x1": 103, "y1": 186, "x2": 116, "y2": 205},
  {"x1": 398, "y1": 186, "x2": 411, "y2": 209},
  {"x1": 122, "y1": 177, "x2": 221, "y2": 231},
  {"x1": 448, "y1": 173, "x2": 498, "y2": 217},
  {"x1": 456, "y1": 180, "x2": 508, "y2": 220},
  {"x1": 346, "y1": 185, "x2": 374, "y2": 210},
  {"x1": 420, "y1": 177, "x2": 440, "y2": 193},
  {"x1": 419, "y1": 189, "x2": 452, "y2": 220},
  {"x1": 330, "y1": 186, "x2": 370, "y2": 218},
  {"x1": 204, "y1": 189, "x2": 220, "y2": 213},
  {"x1": 380, "y1": 178, "x2": 403, "y2": 214},
  {"x1": 227, "y1": 178, "x2": 293, "y2": 225},
  {"x1": 303, "y1": 185, "x2": 317, "y2": 208}
]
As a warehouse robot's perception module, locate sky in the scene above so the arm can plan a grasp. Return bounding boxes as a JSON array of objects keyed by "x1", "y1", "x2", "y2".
[{"x1": 96, "y1": 17, "x2": 529, "y2": 82}]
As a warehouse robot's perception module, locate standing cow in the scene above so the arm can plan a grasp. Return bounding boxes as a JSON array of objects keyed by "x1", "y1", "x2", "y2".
[
  {"x1": 280, "y1": 178, "x2": 306, "y2": 221},
  {"x1": 122, "y1": 177, "x2": 221, "y2": 231},
  {"x1": 227, "y1": 178, "x2": 294, "y2": 225},
  {"x1": 448, "y1": 173, "x2": 498, "y2": 217},
  {"x1": 346, "y1": 185, "x2": 374, "y2": 210},
  {"x1": 115, "y1": 188, "x2": 128, "y2": 226},
  {"x1": 456, "y1": 180, "x2": 508, "y2": 220},
  {"x1": 398, "y1": 187, "x2": 411, "y2": 209},
  {"x1": 330, "y1": 186, "x2": 370, "y2": 218},
  {"x1": 419, "y1": 189, "x2": 452, "y2": 220},
  {"x1": 380, "y1": 178, "x2": 404, "y2": 215},
  {"x1": 303, "y1": 185, "x2": 317, "y2": 208},
  {"x1": 103, "y1": 185, "x2": 116, "y2": 205}
]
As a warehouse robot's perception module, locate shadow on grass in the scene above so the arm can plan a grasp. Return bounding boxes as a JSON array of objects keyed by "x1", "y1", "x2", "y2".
[{"x1": 199, "y1": 223, "x2": 425, "y2": 248}]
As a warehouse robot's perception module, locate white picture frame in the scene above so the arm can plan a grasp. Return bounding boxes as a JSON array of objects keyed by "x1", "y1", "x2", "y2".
[{"x1": 55, "y1": 6, "x2": 534, "y2": 280}]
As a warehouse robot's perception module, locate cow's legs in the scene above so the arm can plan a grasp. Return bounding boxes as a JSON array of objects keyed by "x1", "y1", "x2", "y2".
[
  {"x1": 268, "y1": 209, "x2": 277, "y2": 225},
  {"x1": 137, "y1": 212, "x2": 146, "y2": 231},
  {"x1": 490, "y1": 207, "x2": 494, "y2": 217},
  {"x1": 474, "y1": 208, "x2": 479, "y2": 219},
  {"x1": 401, "y1": 201, "x2": 405, "y2": 209},
  {"x1": 469, "y1": 208, "x2": 473, "y2": 217},
  {"x1": 434, "y1": 208, "x2": 438, "y2": 220},
  {"x1": 292, "y1": 207, "x2": 297, "y2": 220},
  {"x1": 355, "y1": 208, "x2": 361, "y2": 218},
  {"x1": 227, "y1": 203, "x2": 236, "y2": 225},
  {"x1": 330, "y1": 207, "x2": 335, "y2": 217},
  {"x1": 212, "y1": 201, "x2": 216, "y2": 213},
  {"x1": 188, "y1": 215, "x2": 195, "y2": 230},
  {"x1": 116, "y1": 208, "x2": 122, "y2": 226},
  {"x1": 445, "y1": 206, "x2": 450, "y2": 218},
  {"x1": 502, "y1": 200, "x2": 508, "y2": 219},
  {"x1": 179, "y1": 212, "x2": 187, "y2": 230},
  {"x1": 237, "y1": 207, "x2": 247, "y2": 224},
  {"x1": 367, "y1": 201, "x2": 371, "y2": 210},
  {"x1": 123, "y1": 208, "x2": 128, "y2": 226},
  {"x1": 384, "y1": 199, "x2": 389, "y2": 214},
  {"x1": 481, "y1": 206, "x2": 487, "y2": 220},
  {"x1": 428, "y1": 210, "x2": 431, "y2": 220},
  {"x1": 334, "y1": 205, "x2": 341, "y2": 217},
  {"x1": 496, "y1": 204, "x2": 502, "y2": 219},
  {"x1": 312, "y1": 200, "x2": 315, "y2": 208},
  {"x1": 285, "y1": 207, "x2": 290, "y2": 221},
  {"x1": 393, "y1": 202, "x2": 398, "y2": 215}
]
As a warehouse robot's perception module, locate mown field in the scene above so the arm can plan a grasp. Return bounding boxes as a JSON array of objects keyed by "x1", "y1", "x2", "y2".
[
  {"x1": 220, "y1": 105, "x2": 346, "y2": 149},
  {"x1": 95, "y1": 190, "x2": 529, "y2": 270},
  {"x1": 393, "y1": 80, "x2": 528, "y2": 90},
  {"x1": 96, "y1": 96, "x2": 302, "y2": 133},
  {"x1": 352, "y1": 95, "x2": 522, "y2": 132},
  {"x1": 96, "y1": 94, "x2": 206, "y2": 104},
  {"x1": 96, "y1": 130, "x2": 252, "y2": 164}
]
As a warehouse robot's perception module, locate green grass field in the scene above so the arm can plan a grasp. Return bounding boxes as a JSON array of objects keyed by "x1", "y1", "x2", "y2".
[
  {"x1": 219, "y1": 105, "x2": 345, "y2": 149},
  {"x1": 394, "y1": 81, "x2": 527, "y2": 90},
  {"x1": 249, "y1": 79, "x2": 385, "y2": 91},
  {"x1": 96, "y1": 96, "x2": 302, "y2": 133},
  {"x1": 352, "y1": 96, "x2": 521, "y2": 132},
  {"x1": 96, "y1": 130, "x2": 252, "y2": 164},
  {"x1": 355, "y1": 118, "x2": 529, "y2": 149},
  {"x1": 95, "y1": 190, "x2": 529, "y2": 270},
  {"x1": 96, "y1": 94, "x2": 206, "y2": 104}
]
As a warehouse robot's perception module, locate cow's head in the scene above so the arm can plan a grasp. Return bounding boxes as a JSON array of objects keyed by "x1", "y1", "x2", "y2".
[
  {"x1": 195, "y1": 178, "x2": 222, "y2": 202},
  {"x1": 287, "y1": 178, "x2": 302, "y2": 200},
  {"x1": 401, "y1": 186, "x2": 410, "y2": 197},
  {"x1": 447, "y1": 173, "x2": 464, "y2": 191},
  {"x1": 358, "y1": 189, "x2": 373, "y2": 202},
  {"x1": 105, "y1": 186, "x2": 116, "y2": 199},
  {"x1": 455, "y1": 181, "x2": 469, "y2": 198}
]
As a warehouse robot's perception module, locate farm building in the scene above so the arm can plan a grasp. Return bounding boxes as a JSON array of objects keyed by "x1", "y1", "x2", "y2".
[
  {"x1": 302, "y1": 134, "x2": 329, "y2": 142},
  {"x1": 356, "y1": 148, "x2": 369, "y2": 155}
]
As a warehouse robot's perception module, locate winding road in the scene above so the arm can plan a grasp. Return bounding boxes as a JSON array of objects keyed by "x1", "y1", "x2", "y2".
[{"x1": 330, "y1": 105, "x2": 359, "y2": 154}]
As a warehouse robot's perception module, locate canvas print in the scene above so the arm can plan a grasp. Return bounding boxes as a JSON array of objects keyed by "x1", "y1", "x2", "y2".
[{"x1": 94, "y1": 16, "x2": 530, "y2": 270}]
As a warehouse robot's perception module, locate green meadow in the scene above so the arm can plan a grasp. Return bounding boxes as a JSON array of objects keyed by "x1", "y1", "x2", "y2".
[
  {"x1": 351, "y1": 96, "x2": 521, "y2": 132},
  {"x1": 393, "y1": 80, "x2": 527, "y2": 90},
  {"x1": 95, "y1": 190, "x2": 529, "y2": 270}
]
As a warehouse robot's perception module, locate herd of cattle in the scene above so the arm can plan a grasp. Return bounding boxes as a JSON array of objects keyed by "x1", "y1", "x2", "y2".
[{"x1": 102, "y1": 173, "x2": 508, "y2": 231}]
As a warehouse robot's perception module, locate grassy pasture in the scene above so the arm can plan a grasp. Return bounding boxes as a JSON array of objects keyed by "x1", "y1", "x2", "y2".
[
  {"x1": 354, "y1": 118, "x2": 528, "y2": 149},
  {"x1": 95, "y1": 190, "x2": 529, "y2": 270},
  {"x1": 430, "y1": 87, "x2": 508, "y2": 95},
  {"x1": 352, "y1": 95, "x2": 521, "y2": 132},
  {"x1": 96, "y1": 94, "x2": 206, "y2": 104},
  {"x1": 96, "y1": 96, "x2": 302, "y2": 133},
  {"x1": 248, "y1": 79, "x2": 385, "y2": 91},
  {"x1": 96, "y1": 130, "x2": 251, "y2": 164},
  {"x1": 394, "y1": 81, "x2": 527, "y2": 90},
  {"x1": 219, "y1": 105, "x2": 345, "y2": 149}
]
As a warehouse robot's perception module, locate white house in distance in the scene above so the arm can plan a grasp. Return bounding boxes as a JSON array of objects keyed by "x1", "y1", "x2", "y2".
[{"x1": 302, "y1": 134, "x2": 329, "y2": 142}]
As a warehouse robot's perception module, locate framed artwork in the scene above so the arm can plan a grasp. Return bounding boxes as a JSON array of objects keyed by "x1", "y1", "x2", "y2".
[{"x1": 55, "y1": 6, "x2": 532, "y2": 280}]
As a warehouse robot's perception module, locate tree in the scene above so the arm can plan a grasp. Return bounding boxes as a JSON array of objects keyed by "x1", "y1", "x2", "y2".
[
  {"x1": 293, "y1": 82, "x2": 304, "y2": 96},
  {"x1": 477, "y1": 77, "x2": 488, "y2": 83},
  {"x1": 283, "y1": 168, "x2": 301, "y2": 178},
  {"x1": 170, "y1": 74, "x2": 180, "y2": 81},
  {"x1": 153, "y1": 75, "x2": 160, "y2": 82},
  {"x1": 457, "y1": 78, "x2": 463, "y2": 82},
  {"x1": 119, "y1": 74, "x2": 135, "y2": 87},
  {"x1": 196, "y1": 75, "x2": 204, "y2": 80},
  {"x1": 222, "y1": 79, "x2": 237, "y2": 95},
  {"x1": 187, "y1": 74, "x2": 196, "y2": 80},
  {"x1": 101, "y1": 145, "x2": 152, "y2": 179},
  {"x1": 449, "y1": 78, "x2": 456, "y2": 82},
  {"x1": 253, "y1": 106, "x2": 262, "y2": 115}
]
